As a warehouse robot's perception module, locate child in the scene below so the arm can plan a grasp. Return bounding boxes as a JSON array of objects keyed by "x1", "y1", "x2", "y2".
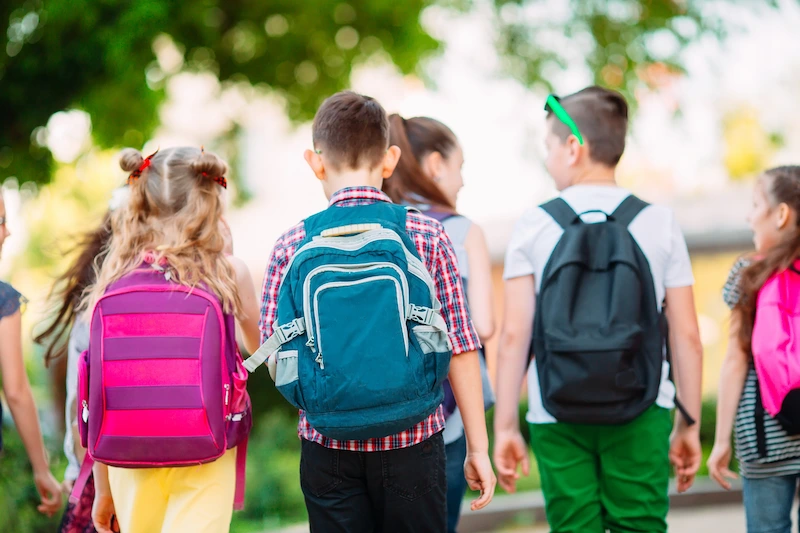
[
  {"x1": 493, "y1": 87, "x2": 703, "y2": 533},
  {"x1": 708, "y1": 166, "x2": 800, "y2": 533},
  {"x1": 0, "y1": 191, "x2": 63, "y2": 518},
  {"x1": 384, "y1": 114, "x2": 495, "y2": 533},
  {"x1": 35, "y1": 208, "x2": 113, "y2": 533},
  {"x1": 86, "y1": 147, "x2": 261, "y2": 533},
  {"x1": 255, "y1": 91, "x2": 496, "y2": 532}
]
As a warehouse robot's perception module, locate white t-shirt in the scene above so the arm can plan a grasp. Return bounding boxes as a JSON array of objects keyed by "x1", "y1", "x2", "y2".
[{"x1": 504, "y1": 185, "x2": 695, "y2": 424}]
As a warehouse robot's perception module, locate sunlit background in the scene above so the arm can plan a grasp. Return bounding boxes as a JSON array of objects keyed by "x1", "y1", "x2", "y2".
[{"x1": 2, "y1": 0, "x2": 799, "y2": 531}]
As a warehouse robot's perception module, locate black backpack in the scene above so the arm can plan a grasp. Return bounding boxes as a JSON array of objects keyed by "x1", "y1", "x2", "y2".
[{"x1": 532, "y1": 195, "x2": 666, "y2": 425}]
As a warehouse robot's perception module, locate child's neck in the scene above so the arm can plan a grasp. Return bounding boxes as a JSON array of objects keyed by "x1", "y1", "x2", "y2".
[
  {"x1": 570, "y1": 165, "x2": 617, "y2": 188},
  {"x1": 324, "y1": 168, "x2": 384, "y2": 199}
]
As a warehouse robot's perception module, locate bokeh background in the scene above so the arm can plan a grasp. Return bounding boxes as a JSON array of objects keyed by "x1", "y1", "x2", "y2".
[{"x1": 2, "y1": 0, "x2": 799, "y2": 531}]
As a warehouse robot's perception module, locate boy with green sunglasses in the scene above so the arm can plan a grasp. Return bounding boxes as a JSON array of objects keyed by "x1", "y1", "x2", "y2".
[{"x1": 494, "y1": 86, "x2": 703, "y2": 532}]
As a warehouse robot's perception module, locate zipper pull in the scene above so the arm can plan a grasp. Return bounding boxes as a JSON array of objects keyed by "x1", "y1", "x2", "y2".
[
  {"x1": 315, "y1": 353, "x2": 324, "y2": 370},
  {"x1": 224, "y1": 384, "x2": 230, "y2": 405},
  {"x1": 306, "y1": 337, "x2": 316, "y2": 352},
  {"x1": 81, "y1": 400, "x2": 89, "y2": 423}
]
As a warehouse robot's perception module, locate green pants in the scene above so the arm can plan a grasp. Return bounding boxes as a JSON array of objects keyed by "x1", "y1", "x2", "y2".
[{"x1": 529, "y1": 405, "x2": 672, "y2": 533}]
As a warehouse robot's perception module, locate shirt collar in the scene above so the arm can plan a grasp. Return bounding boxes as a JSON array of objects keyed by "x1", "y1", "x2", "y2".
[{"x1": 328, "y1": 186, "x2": 392, "y2": 206}]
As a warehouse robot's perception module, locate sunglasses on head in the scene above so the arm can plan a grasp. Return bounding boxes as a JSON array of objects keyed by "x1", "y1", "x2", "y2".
[{"x1": 544, "y1": 94, "x2": 584, "y2": 145}]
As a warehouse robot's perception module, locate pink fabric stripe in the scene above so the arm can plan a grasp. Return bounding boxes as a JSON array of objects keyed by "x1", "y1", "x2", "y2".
[
  {"x1": 103, "y1": 359, "x2": 200, "y2": 387},
  {"x1": 103, "y1": 313, "x2": 205, "y2": 338},
  {"x1": 102, "y1": 409, "x2": 210, "y2": 437}
]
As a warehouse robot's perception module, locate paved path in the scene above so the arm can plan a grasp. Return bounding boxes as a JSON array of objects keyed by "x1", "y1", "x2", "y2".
[{"x1": 518, "y1": 503, "x2": 796, "y2": 533}]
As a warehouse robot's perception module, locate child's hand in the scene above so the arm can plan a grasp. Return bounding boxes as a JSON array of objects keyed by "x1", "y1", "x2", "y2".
[
  {"x1": 33, "y1": 470, "x2": 62, "y2": 517},
  {"x1": 92, "y1": 493, "x2": 120, "y2": 533},
  {"x1": 707, "y1": 441, "x2": 738, "y2": 490},
  {"x1": 493, "y1": 430, "x2": 530, "y2": 494},
  {"x1": 669, "y1": 427, "x2": 701, "y2": 493},
  {"x1": 464, "y1": 451, "x2": 496, "y2": 511}
]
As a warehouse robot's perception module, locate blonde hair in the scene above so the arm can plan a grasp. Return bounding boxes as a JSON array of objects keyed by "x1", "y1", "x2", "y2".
[{"x1": 84, "y1": 146, "x2": 243, "y2": 317}]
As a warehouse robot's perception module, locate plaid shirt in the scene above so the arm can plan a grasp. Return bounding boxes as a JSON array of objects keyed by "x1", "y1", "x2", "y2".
[{"x1": 259, "y1": 186, "x2": 479, "y2": 451}]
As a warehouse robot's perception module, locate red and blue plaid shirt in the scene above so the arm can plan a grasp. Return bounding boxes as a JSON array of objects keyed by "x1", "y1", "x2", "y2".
[{"x1": 259, "y1": 186, "x2": 480, "y2": 451}]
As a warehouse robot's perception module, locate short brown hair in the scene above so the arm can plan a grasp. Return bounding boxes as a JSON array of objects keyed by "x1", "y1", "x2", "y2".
[
  {"x1": 312, "y1": 91, "x2": 389, "y2": 171},
  {"x1": 548, "y1": 86, "x2": 628, "y2": 167}
]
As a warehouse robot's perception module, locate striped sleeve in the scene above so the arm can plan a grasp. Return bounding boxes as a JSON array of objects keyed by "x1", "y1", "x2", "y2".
[{"x1": 723, "y1": 257, "x2": 750, "y2": 309}]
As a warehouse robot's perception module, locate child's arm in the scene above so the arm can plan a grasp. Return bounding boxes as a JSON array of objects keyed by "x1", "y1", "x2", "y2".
[
  {"x1": 493, "y1": 275, "x2": 534, "y2": 493},
  {"x1": 434, "y1": 230, "x2": 496, "y2": 510},
  {"x1": 229, "y1": 256, "x2": 261, "y2": 354},
  {"x1": 449, "y1": 350, "x2": 495, "y2": 510},
  {"x1": 707, "y1": 312, "x2": 748, "y2": 489},
  {"x1": 464, "y1": 224, "x2": 495, "y2": 340},
  {"x1": 92, "y1": 462, "x2": 119, "y2": 533},
  {"x1": 0, "y1": 311, "x2": 62, "y2": 516},
  {"x1": 664, "y1": 285, "x2": 703, "y2": 493}
]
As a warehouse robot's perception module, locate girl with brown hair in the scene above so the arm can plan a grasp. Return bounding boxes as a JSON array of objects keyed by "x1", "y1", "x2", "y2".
[
  {"x1": 384, "y1": 115, "x2": 496, "y2": 533},
  {"x1": 709, "y1": 166, "x2": 800, "y2": 532}
]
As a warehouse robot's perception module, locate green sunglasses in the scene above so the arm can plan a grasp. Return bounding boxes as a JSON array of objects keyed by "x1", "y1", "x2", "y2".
[{"x1": 545, "y1": 94, "x2": 584, "y2": 145}]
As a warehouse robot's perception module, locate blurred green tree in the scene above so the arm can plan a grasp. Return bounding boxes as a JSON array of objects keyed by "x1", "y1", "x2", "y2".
[
  {"x1": 1, "y1": 0, "x2": 439, "y2": 186},
  {"x1": 0, "y1": 0, "x2": 777, "y2": 186},
  {"x1": 0, "y1": 0, "x2": 776, "y2": 189}
]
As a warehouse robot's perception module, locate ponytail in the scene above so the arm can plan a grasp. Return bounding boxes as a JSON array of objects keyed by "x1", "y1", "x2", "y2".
[{"x1": 384, "y1": 114, "x2": 457, "y2": 211}]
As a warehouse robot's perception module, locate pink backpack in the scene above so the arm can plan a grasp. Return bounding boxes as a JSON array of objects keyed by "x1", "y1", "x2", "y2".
[
  {"x1": 752, "y1": 262, "x2": 800, "y2": 435},
  {"x1": 70, "y1": 265, "x2": 252, "y2": 509}
]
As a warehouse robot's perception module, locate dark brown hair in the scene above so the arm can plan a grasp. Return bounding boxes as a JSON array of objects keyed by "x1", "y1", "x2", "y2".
[
  {"x1": 735, "y1": 166, "x2": 800, "y2": 353},
  {"x1": 383, "y1": 115, "x2": 457, "y2": 210},
  {"x1": 548, "y1": 86, "x2": 628, "y2": 167},
  {"x1": 35, "y1": 213, "x2": 112, "y2": 367},
  {"x1": 312, "y1": 91, "x2": 389, "y2": 171}
]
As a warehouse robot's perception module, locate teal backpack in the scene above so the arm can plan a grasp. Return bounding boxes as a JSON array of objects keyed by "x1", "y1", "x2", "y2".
[{"x1": 245, "y1": 202, "x2": 452, "y2": 440}]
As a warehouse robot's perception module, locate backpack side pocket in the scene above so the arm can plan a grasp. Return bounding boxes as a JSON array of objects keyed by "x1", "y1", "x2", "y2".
[{"x1": 77, "y1": 350, "x2": 90, "y2": 449}]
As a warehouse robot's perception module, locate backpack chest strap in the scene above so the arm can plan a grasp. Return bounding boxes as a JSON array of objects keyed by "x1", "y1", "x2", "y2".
[{"x1": 243, "y1": 318, "x2": 305, "y2": 372}]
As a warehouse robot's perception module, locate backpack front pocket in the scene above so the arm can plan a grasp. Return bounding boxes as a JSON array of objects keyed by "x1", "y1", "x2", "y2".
[{"x1": 310, "y1": 275, "x2": 416, "y2": 413}]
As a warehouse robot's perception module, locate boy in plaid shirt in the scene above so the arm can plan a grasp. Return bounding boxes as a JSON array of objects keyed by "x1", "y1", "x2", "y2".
[{"x1": 259, "y1": 91, "x2": 496, "y2": 532}]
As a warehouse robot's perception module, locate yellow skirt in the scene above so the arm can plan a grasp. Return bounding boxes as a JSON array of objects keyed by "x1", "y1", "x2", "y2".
[{"x1": 108, "y1": 448, "x2": 236, "y2": 533}]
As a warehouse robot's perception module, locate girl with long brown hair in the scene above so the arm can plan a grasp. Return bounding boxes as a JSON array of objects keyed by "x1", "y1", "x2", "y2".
[
  {"x1": 384, "y1": 115, "x2": 495, "y2": 533},
  {"x1": 708, "y1": 166, "x2": 800, "y2": 532},
  {"x1": 35, "y1": 208, "x2": 113, "y2": 533}
]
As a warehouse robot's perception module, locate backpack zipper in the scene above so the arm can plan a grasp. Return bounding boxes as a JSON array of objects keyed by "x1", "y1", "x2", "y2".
[{"x1": 302, "y1": 262, "x2": 409, "y2": 352}]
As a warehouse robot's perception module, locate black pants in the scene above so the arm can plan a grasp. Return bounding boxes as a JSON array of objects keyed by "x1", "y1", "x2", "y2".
[{"x1": 300, "y1": 432, "x2": 446, "y2": 533}]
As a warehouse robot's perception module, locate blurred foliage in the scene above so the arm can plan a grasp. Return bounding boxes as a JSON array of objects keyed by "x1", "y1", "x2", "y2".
[
  {"x1": 9, "y1": 150, "x2": 119, "y2": 335},
  {"x1": 723, "y1": 106, "x2": 783, "y2": 181},
  {"x1": 231, "y1": 411, "x2": 307, "y2": 531},
  {"x1": 490, "y1": 0, "x2": 775, "y2": 101},
  {"x1": 1, "y1": 0, "x2": 439, "y2": 186},
  {"x1": 2, "y1": 0, "x2": 780, "y2": 191},
  {"x1": 0, "y1": 425, "x2": 65, "y2": 533}
]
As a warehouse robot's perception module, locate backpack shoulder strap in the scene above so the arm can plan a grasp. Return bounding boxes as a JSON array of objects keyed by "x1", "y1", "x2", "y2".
[
  {"x1": 441, "y1": 215, "x2": 472, "y2": 247},
  {"x1": 611, "y1": 195, "x2": 649, "y2": 228},
  {"x1": 540, "y1": 198, "x2": 579, "y2": 229}
]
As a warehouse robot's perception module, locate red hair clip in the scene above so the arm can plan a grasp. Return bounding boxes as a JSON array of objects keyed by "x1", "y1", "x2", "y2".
[
  {"x1": 128, "y1": 148, "x2": 159, "y2": 185},
  {"x1": 201, "y1": 171, "x2": 227, "y2": 189}
]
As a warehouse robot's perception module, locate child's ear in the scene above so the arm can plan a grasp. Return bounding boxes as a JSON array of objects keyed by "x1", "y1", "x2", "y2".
[
  {"x1": 778, "y1": 202, "x2": 792, "y2": 230},
  {"x1": 566, "y1": 136, "x2": 583, "y2": 167},
  {"x1": 304, "y1": 149, "x2": 326, "y2": 181},
  {"x1": 421, "y1": 151, "x2": 443, "y2": 181},
  {"x1": 381, "y1": 145, "x2": 402, "y2": 179}
]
